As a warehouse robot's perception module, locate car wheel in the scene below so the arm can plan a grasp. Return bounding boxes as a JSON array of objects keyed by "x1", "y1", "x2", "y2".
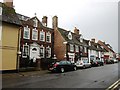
[
  {"x1": 60, "y1": 68, "x2": 64, "y2": 73},
  {"x1": 89, "y1": 65, "x2": 91, "y2": 68},
  {"x1": 74, "y1": 67, "x2": 77, "y2": 71},
  {"x1": 98, "y1": 64, "x2": 100, "y2": 66},
  {"x1": 83, "y1": 65, "x2": 86, "y2": 69}
]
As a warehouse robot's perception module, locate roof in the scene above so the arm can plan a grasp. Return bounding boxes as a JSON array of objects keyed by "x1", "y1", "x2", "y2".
[
  {"x1": 98, "y1": 40, "x2": 115, "y2": 53},
  {"x1": 88, "y1": 41, "x2": 105, "y2": 51},
  {"x1": 58, "y1": 27, "x2": 88, "y2": 46},
  {"x1": 17, "y1": 14, "x2": 53, "y2": 32},
  {"x1": 1, "y1": 3, "x2": 21, "y2": 26}
]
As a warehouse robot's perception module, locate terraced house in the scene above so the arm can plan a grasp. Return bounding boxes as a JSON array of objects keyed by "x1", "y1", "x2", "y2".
[
  {"x1": 1, "y1": 0, "x2": 21, "y2": 71},
  {"x1": 98, "y1": 40, "x2": 115, "y2": 61},
  {"x1": 53, "y1": 16, "x2": 89, "y2": 63},
  {"x1": 17, "y1": 14, "x2": 54, "y2": 69},
  {"x1": 88, "y1": 39, "x2": 105, "y2": 62}
]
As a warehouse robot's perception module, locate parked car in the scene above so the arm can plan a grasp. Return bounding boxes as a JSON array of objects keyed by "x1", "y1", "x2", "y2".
[
  {"x1": 48, "y1": 60, "x2": 77, "y2": 73},
  {"x1": 113, "y1": 59, "x2": 118, "y2": 63},
  {"x1": 91, "y1": 59, "x2": 104, "y2": 66},
  {"x1": 75, "y1": 59, "x2": 91, "y2": 69},
  {"x1": 96, "y1": 59, "x2": 104, "y2": 66},
  {"x1": 106, "y1": 59, "x2": 114, "y2": 64}
]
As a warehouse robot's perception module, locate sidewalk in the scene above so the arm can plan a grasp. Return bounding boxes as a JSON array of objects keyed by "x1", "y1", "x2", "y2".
[{"x1": 2, "y1": 70, "x2": 49, "y2": 79}]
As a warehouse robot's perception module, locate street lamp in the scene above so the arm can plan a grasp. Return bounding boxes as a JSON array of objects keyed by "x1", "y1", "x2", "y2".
[{"x1": 52, "y1": 54, "x2": 57, "y2": 60}]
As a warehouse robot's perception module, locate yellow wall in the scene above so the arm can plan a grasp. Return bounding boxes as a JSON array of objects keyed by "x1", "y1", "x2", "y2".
[{"x1": 0, "y1": 23, "x2": 19, "y2": 71}]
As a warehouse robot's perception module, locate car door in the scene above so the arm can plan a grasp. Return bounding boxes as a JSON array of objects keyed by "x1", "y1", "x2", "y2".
[{"x1": 65, "y1": 61, "x2": 71, "y2": 71}]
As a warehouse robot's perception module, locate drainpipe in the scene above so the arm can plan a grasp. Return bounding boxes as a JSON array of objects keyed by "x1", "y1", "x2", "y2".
[{"x1": 16, "y1": 27, "x2": 22, "y2": 72}]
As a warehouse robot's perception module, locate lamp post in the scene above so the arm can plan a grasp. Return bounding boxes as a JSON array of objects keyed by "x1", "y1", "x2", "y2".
[{"x1": 52, "y1": 54, "x2": 57, "y2": 61}]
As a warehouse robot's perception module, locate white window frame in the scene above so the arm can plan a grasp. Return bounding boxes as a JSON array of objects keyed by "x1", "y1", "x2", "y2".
[
  {"x1": 32, "y1": 28, "x2": 38, "y2": 40},
  {"x1": 22, "y1": 44, "x2": 29, "y2": 58},
  {"x1": 23, "y1": 26, "x2": 30, "y2": 39},
  {"x1": 46, "y1": 32, "x2": 51, "y2": 43},
  {"x1": 40, "y1": 45, "x2": 45, "y2": 58},
  {"x1": 46, "y1": 46, "x2": 51, "y2": 58},
  {"x1": 68, "y1": 32, "x2": 72, "y2": 40},
  {"x1": 75, "y1": 45, "x2": 79, "y2": 52},
  {"x1": 80, "y1": 46, "x2": 83, "y2": 51},
  {"x1": 84, "y1": 47, "x2": 87, "y2": 53},
  {"x1": 70, "y1": 44, "x2": 74, "y2": 52},
  {"x1": 40, "y1": 30, "x2": 45, "y2": 41}
]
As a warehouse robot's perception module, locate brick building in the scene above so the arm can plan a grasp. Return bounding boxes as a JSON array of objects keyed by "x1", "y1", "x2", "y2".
[
  {"x1": 17, "y1": 14, "x2": 54, "y2": 69},
  {"x1": 53, "y1": 16, "x2": 89, "y2": 63}
]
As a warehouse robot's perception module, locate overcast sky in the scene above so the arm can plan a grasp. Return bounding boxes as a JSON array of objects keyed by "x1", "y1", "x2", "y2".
[{"x1": 1, "y1": 0, "x2": 119, "y2": 52}]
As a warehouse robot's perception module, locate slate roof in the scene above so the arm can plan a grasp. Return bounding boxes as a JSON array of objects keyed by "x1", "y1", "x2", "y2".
[
  {"x1": 17, "y1": 14, "x2": 53, "y2": 31},
  {"x1": 89, "y1": 41, "x2": 105, "y2": 51},
  {"x1": 1, "y1": 3, "x2": 21, "y2": 25},
  {"x1": 58, "y1": 27, "x2": 87, "y2": 46}
]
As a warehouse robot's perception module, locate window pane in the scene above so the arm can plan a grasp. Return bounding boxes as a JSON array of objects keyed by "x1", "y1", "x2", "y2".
[
  {"x1": 32, "y1": 29, "x2": 38, "y2": 40},
  {"x1": 40, "y1": 31, "x2": 45, "y2": 41},
  {"x1": 46, "y1": 33, "x2": 51, "y2": 43},
  {"x1": 23, "y1": 27, "x2": 30, "y2": 39}
]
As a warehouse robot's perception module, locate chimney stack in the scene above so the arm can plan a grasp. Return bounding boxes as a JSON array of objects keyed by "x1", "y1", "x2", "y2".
[
  {"x1": 52, "y1": 16, "x2": 58, "y2": 29},
  {"x1": 42, "y1": 16, "x2": 47, "y2": 26},
  {"x1": 4, "y1": 0, "x2": 13, "y2": 8},
  {"x1": 91, "y1": 38, "x2": 95, "y2": 43},
  {"x1": 74, "y1": 27, "x2": 79, "y2": 35}
]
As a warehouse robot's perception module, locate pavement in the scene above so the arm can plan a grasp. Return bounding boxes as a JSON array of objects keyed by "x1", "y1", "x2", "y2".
[{"x1": 2, "y1": 70, "x2": 49, "y2": 78}]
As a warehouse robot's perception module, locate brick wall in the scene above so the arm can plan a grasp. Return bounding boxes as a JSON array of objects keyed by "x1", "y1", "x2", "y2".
[{"x1": 54, "y1": 28, "x2": 66, "y2": 60}]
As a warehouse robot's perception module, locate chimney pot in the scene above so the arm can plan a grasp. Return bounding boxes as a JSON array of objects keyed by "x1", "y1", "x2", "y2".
[
  {"x1": 52, "y1": 16, "x2": 58, "y2": 29},
  {"x1": 42, "y1": 16, "x2": 47, "y2": 26},
  {"x1": 74, "y1": 27, "x2": 79, "y2": 35},
  {"x1": 4, "y1": 0, "x2": 13, "y2": 8},
  {"x1": 91, "y1": 38, "x2": 95, "y2": 43}
]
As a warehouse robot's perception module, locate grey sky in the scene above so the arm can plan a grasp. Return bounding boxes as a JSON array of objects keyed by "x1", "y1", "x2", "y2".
[{"x1": 1, "y1": 0, "x2": 119, "y2": 52}]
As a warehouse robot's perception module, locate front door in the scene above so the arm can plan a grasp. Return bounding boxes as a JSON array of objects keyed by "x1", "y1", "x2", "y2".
[{"x1": 30, "y1": 43, "x2": 40, "y2": 61}]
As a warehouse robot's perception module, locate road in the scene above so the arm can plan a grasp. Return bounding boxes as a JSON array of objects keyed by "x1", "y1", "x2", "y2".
[{"x1": 2, "y1": 63, "x2": 119, "y2": 89}]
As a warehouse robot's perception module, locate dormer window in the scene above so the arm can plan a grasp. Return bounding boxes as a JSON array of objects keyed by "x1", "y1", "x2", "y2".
[
  {"x1": 33, "y1": 18, "x2": 38, "y2": 27},
  {"x1": 89, "y1": 41, "x2": 91, "y2": 46},
  {"x1": 80, "y1": 37, "x2": 83, "y2": 42},
  {"x1": 68, "y1": 32, "x2": 72, "y2": 40}
]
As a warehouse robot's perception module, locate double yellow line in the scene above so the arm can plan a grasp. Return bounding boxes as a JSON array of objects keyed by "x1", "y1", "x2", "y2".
[{"x1": 106, "y1": 79, "x2": 120, "y2": 90}]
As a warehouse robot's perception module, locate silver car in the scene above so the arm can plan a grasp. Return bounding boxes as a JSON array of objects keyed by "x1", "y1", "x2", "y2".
[{"x1": 75, "y1": 59, "x2": 91, "y2": 68}]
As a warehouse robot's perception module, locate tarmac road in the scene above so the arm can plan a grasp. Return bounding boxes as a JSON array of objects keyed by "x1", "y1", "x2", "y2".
[{"x1": 2, "y1": 63, "x2": 119, "y2": 89}]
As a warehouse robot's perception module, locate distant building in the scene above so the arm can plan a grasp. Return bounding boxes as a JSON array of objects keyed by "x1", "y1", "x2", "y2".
[
  {"x1": 98, "y1": 40, "x2": 115, "y2": 60},
  {"x1": 88, "y1": 39, "x2": 105, "y2": 62}
]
